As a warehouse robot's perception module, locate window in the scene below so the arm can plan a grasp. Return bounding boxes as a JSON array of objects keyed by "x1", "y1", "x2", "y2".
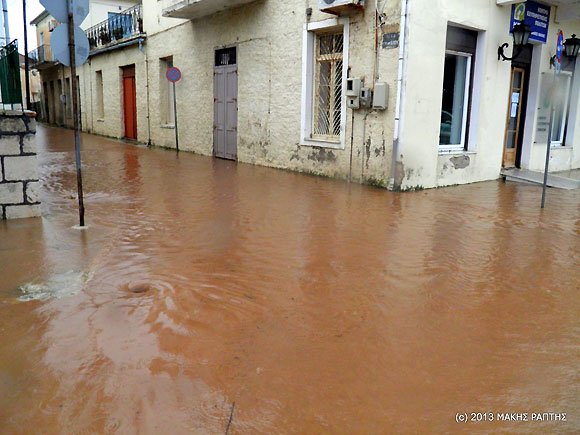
[
  {"x1": 301, "y1": 18, "x2": 349, "y2": 149},
  {"x1": 95, "y1": 70, "x2": 104, "y2": 119},
  {"x1": 65, "y1": 77, "x2": 71, "y2": 119},
  {"x1": 439, "y1": 26, "x2": 477, "y2": 150},
  {"x1": 159, "y1": 56, "x2": 174, "y2": 125},
  {"x1": 313, "y1": 32, "x2": 343, "y2": 140},
  {"x1": 551, "y1": 64, "x2": 575, "y2": 146}
]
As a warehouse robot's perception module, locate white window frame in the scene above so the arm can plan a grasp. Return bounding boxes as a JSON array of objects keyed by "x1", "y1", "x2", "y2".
[
  {"x1": 550, "y1": 71, "x2": 572, "y2": 147},
  {"x1": 300, "y1": 18, "x2": 349, "y2": 150},
  {"x1": 439, "y1": 50, "x2": 472, "y2": 152}
]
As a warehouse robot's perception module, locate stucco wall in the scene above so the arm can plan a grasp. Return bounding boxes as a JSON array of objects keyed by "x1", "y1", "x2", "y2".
[
  {"x1": 139, "y1": 0, "x2": 400, "y2": 186},
  {"x1": 396, "y1": 1, "x2": 580, "y2": 190}
]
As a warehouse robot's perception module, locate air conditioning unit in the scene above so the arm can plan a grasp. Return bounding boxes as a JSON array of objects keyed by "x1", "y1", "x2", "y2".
[{"x1": 319, "y1": 0, "x2": 364, "y2": 15}]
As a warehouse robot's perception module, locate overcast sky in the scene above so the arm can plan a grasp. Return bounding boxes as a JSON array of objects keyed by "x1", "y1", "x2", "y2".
[{"x1": 6, "y1": 0, "x2": 44, "y2": 53}]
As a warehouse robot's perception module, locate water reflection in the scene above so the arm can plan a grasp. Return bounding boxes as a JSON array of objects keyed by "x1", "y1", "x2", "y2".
[{"x1": 1, "y1": 125, "x2": 580, "y2": 433}]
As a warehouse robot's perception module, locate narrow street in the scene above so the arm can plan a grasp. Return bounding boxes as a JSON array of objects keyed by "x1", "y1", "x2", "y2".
[{"x1": 1, "y1": 124, "x2": 580, "y2": 433}]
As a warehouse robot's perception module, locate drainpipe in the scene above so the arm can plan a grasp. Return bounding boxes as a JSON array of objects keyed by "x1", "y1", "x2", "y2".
[
  {"x1": 389, "y1": 0, "x2": 409, "y2": 190},
  {"x1": 139, "y1": 39, "x2": 151, "y2": 146}
]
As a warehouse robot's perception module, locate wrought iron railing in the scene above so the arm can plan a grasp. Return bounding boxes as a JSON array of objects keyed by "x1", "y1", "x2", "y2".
[
  {"x1": 0, "y1": 40, "x2": 23, "y2": 106},
  {"x1": 85, "y1": 4, "x2": 143, "y2": 51},
  {"x1": 29, "y1": 44, "x2": 53, "y2": 66}
]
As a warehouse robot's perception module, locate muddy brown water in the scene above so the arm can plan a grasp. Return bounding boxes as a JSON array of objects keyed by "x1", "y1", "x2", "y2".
[{"x1": 1, "y1": 125, "x2": 580, "y2": 434}]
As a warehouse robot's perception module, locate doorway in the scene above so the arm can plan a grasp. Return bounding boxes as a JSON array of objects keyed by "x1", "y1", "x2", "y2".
[
  {"x1": 213, "y1": 47, "x2": 238, "y2": 160},
  {"x1": 122, "y1": 65, "x2": 137, "y2": 140},
  {"x1": 502, "y1": 45, "x2": 532, "y2": 168}
]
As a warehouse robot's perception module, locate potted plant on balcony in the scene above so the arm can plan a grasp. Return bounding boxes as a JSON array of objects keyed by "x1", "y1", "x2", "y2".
[
  {"x1": 100, "y1": 30, "x2": 111, "y2": 45},
  {"x1": 113, "y1": 27, "x2": 124, "y2": 41},
  {"x1": 88, "y1": 36, "x2": 96, "y2": 49}
]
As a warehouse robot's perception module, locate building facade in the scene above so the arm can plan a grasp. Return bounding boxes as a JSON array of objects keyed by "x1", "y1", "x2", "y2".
[{"x1": 31, "y1": 0, "x2": 580, "y2": 190}]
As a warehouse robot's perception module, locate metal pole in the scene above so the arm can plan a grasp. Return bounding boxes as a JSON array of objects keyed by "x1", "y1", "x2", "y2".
[
  {"x1": 22, "y1": 0, "x2": 30, "y2": 109},
  {"x1": 68, "y1": 1, "x2": 85, "y2": 226},
  {"x1": 541, "y1": 106, "x2": 555, "y2": 209},
  {"x1": 173, "y1": 81, "x2": 179, "y2": 152},
  {"x1": 1, "y1": 0, "x2": 10, "y2": 45}
]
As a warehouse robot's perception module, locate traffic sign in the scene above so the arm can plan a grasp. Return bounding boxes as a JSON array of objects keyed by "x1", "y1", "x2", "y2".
[
  {"x1": 40, "y1": 0, "x2": 89, "y2": 26},
  {"x1": 51, "y1": 24, "x2": 90, "y2": 67},
  {"x1": 166, "y1": 67, "x2": 182, "y2": 83},
  {"x1": 556, "y1": 30, "x2": 564, "y2": 75}
]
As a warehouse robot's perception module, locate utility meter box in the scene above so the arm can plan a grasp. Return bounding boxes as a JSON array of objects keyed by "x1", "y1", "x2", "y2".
[
  {"x1": 372, "y1": 82, "x2": 389, "y2": 110},
  {"x1": 347, "y1": 95, "x2": 360, "y2": 109},
  {"x1": 360, "y1": 87, "x2": 372, "y2": 108},
  {"x1": 346, "y1": 77, "x2": 361, "y2": 97}
]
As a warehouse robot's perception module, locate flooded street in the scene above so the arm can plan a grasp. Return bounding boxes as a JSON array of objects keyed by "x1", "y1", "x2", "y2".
[{"x1": 1, "y1": 124, "x2": 580, "y2": 433}]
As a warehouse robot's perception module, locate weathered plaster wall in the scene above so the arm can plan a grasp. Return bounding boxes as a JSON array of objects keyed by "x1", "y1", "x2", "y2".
[
  {"x1": 396, "y1": 1, "x2": 580, "y2": 190},
  {"x1": 395, "y1": 0, "x2": 513, "y2": 190},
  {"x1": 0, "y1": 111, "x2": 40, "y2": 220},
  {"x1": 140, "y1": 0, "x2": 400, "y2": 186}
]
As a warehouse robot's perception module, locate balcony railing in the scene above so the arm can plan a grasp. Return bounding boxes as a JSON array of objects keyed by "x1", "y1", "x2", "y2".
[
  {"x1": 29, "y1": 44, "x2": 53, "y2": 67},
  {"x1": 85, "y1": 4, "x2": 143, "y2": 52}
]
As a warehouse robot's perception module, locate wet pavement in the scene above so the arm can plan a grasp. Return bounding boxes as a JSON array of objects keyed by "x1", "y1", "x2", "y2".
[{"x1": 1, "y1": 124, "x2": 580, "y2": 434}]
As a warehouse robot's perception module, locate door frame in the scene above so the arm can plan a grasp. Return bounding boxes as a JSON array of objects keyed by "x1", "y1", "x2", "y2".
[
  {"x1": 122, "y1": 64, "x2": 137, "y2": 140},
  {"x1": 502, "y1": 67, "x2": 526, "y2": 167},
  {"x1": 213, "y1": 45, "x2": 238, "y2": 161}
]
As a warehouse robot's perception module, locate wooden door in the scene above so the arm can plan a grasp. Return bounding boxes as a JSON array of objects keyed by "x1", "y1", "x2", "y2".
[
  {"x1": 122, "y1": 65, "x2": 137, "y2": 140},
  {"x1": 213, "y1": 48, "x2": 237, "y2": 160},
  {"x1": 503, "y1": 68, "x2": 526, "y2": 167}
]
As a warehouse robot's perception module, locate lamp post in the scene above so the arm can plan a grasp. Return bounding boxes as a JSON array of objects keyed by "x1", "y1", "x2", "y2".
[{"x1": 498, "y1": 22, "x2": 532, "y2": 61}]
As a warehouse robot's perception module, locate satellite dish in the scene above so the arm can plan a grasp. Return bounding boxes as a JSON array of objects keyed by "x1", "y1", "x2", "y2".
[
  {"x1": 40, "y1": 0, "x2": 89, "y2": 26},
  {"x1": 51, "y1": 24, "x2": 90, "y2": 67}
]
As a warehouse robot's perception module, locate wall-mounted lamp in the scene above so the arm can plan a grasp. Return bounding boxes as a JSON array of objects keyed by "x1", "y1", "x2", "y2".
[
  {"x1": 498, "y1": 22, "x2": 532, "y2": 61},
  {"x1": 564, "y1": 34, "x2": 580, "y2": 59},
  {"x1": 550, "y1": 33, "x2": 580, "y2": 69}
]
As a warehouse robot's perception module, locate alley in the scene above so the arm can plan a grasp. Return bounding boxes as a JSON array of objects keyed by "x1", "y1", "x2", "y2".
[{"x1": 1, "y1": 125, "x2": 580, "y2": 433}]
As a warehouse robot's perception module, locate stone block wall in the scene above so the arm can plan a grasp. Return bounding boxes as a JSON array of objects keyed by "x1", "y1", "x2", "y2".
[{"x1": 0, "y1": 111, "x2": 41, "y2": 220}]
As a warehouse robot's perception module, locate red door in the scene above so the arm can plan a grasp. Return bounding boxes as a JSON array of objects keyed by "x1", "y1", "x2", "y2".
[{"x1": 122, "y1": 65, "x2": 137, "y2": 140}]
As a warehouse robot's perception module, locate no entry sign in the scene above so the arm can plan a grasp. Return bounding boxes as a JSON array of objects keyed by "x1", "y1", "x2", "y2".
[{"x1": 166, "y1": 67, "x2": 182, "y2": 83}]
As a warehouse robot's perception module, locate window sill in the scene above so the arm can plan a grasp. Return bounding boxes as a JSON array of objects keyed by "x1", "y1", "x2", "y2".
[
  {"x1": 438, "y1": 148, "x2": 476, "y2": 156},
  {"x1": 96, "y1": 118, "x2": 105, "y2": 122},
  {"x1": 160, "y1": 124, "x2": 175, "y2": 129},
  {"x1": 550, "y1": 145, "x2": 572, "y2": 149},
  {"x1": 300, "y1": 138, "x2": 344, "y2": 150}
]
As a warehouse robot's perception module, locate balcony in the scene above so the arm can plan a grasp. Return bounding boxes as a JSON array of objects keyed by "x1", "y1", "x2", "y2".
[
  {"x1": 85, "y1": 4, "x2": 145, "y2": 54},
  {"x1": 162, "y1": 0, "x2": 258, "y2": 20},
  {"x1": 29, "y1": 44, "x2": 55, "y2": 69}
]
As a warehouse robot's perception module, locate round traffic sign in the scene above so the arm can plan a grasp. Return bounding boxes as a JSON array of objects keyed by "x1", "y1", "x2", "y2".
[
  {"x1": 166, "y1": 67, "x2": 182, "y2": 83},
  {"x1": 556, "y1": 30, "x2": 564, "y2": 63}
]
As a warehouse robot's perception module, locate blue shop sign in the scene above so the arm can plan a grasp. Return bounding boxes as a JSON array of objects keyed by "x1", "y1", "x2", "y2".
[{"x1": 510, "y1": 1, "x2": 551, "y2": 44}]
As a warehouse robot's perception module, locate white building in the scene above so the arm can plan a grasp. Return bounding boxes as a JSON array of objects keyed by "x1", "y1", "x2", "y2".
[{"x1": 31, "y1": 0, "x2": 580, "y2": 190}]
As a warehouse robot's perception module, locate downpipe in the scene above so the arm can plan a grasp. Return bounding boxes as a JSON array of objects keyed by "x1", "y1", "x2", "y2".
[{"x1": 389, "y1": 0, "x2": 409, "y2": 190}]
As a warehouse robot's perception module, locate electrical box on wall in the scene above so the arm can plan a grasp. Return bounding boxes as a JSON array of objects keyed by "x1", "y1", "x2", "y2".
[
  {"x1": 347, "y1": 96, "x2": 360, "y2": 109},
  {"x1": 346, "y1": 78, "x2": 361, "y2": 97},
  {"x1": 319, "y1": 0, "x2": 364, "y2": 15},
  {"x1": 360, "y1": 88, "x2": 372, "y2": 108},
  {"x1": 373, "y1": 82, "x2": 389, "y2": 110}
]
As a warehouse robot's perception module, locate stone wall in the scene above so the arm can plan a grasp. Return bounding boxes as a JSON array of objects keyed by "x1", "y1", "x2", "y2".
[{"x1": 0, "y1": 111, "x2": 41, "y2": 220}]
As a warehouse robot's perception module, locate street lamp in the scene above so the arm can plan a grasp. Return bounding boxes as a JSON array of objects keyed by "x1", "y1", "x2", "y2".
[
  {"x1": 498, "y1": 22, "x2": 532, "y2": 61},
  {"x1": 564, "y1": 34, "x2": 580, "y2": 59}
]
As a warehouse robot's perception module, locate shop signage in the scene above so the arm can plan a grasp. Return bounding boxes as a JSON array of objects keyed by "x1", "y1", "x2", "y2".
[{"x1": 510, "y1": 1, "x2": 550, "y2": 44}]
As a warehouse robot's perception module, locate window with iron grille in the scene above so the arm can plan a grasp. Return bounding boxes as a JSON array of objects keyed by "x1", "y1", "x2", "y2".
[{"x1": 312, "y1": 32, "x2": 343, "y2": 140}]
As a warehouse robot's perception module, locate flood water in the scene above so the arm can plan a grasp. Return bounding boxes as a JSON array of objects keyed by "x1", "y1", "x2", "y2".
[{"x1": 1, "y1": 125, "x2": 580, "y2": 434}]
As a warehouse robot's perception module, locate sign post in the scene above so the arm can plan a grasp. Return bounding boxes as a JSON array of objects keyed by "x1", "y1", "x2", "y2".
[
  {"x1": 166, "y1": 66, "x2": 181, "y2": 152},
  {"x1": 43, "y1": 0, "x2": 89, "y2": 227},
  {"x1": 541, "y1": 30, "x2": 563, "y2": 209}
]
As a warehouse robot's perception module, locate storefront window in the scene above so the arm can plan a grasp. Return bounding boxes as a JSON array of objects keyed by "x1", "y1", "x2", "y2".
[
  {"x1": 551, "y1": 73, "x2": 573, "y2": 146},
  {"x1": 440, "y1": 53, "x2": 471, "y2": 147},
  {"x1": 439, "y1": 26, "x2": 477, "y2": 150}
]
